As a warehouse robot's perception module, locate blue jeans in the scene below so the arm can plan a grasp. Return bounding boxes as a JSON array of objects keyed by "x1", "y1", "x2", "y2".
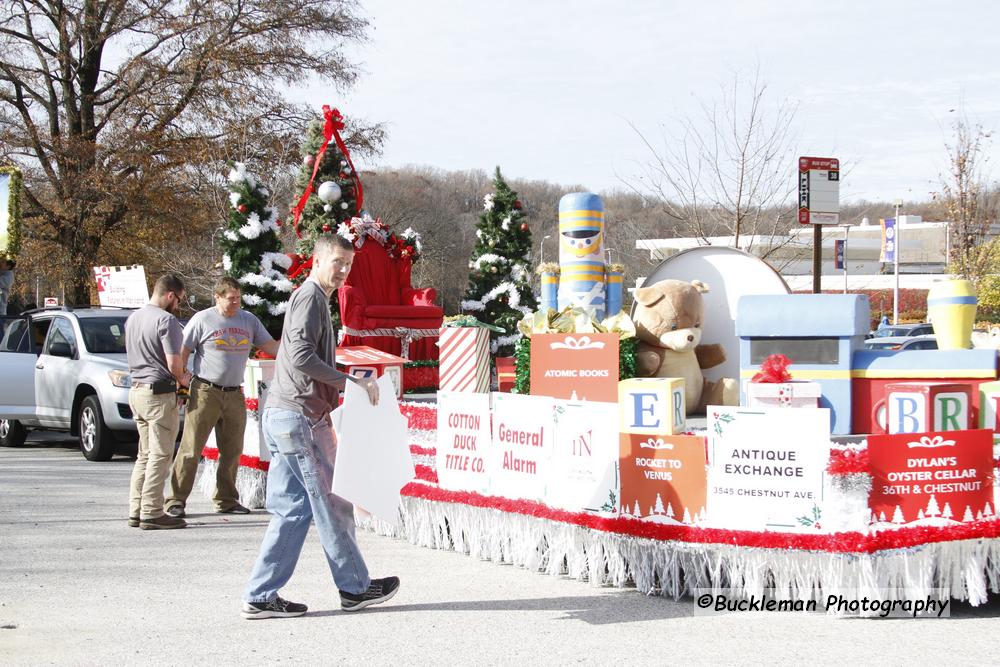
[{"x1": 244, "y1": 408, "x2": 371, "y2": 602}]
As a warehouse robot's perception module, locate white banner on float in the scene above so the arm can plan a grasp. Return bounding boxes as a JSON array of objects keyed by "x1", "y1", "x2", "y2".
[
  {"x1": 93, "y1": 265, "x2": 149, "y2": 307},
  {"x1": 490, "y1": 392, "x2": 554, "y2": 502},
  {"x1": 436, "y1": 391, "x2": 493, "y2": 494},
  {"x1": 706, "y1": 407, "x2": 830, "y2": 533},
  {"x1": 546, "y1": 400, "x2": 620, "y2": 513}
]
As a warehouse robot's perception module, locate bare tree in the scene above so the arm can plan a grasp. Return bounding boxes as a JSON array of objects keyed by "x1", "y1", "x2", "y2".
[
  {"x1": 0, "y1": 0, "x2": 370, "y2": 303},
  {"x1": 624, "y1": 66, "x2": 799, "y2": 256},
  {"x1": 933, "y1": 115, "x2": 1000, "y2": 284}
]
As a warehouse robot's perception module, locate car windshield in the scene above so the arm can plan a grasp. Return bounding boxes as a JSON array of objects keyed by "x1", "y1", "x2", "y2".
[
  {"x1": 79, "y1": 317, "x2": 128, "y2": 354},
  {"x1": 873, "y1": 326, "x2": 916, "y2": 338},
  {"x1": 865, "y1": 340, "x2": 901, "y2": 350}
]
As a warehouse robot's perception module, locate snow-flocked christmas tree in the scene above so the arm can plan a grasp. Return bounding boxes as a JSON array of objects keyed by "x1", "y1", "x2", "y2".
[
  {"x1": 461, "y1": 167, "x2": 537, "y2": 356},
  {"x1": 220, "y1": 163, "x2": 292, "y2": 336}
]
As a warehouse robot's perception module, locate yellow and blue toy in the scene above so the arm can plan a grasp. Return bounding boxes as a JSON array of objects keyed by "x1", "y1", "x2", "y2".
[{"x1": 540, "y1": 192, "x2": 615, "y2": 318}]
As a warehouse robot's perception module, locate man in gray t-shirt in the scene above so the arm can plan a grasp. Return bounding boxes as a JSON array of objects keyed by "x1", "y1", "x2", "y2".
[
  {"x1": 126, "y1": 274, "x2": 191, "y2": 530},
  {"x1": 166, "y1": 276, "x2": 279, "y2": 517}
]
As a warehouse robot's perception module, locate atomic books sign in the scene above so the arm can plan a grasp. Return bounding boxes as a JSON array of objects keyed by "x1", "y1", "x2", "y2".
[{"x1": 798, "y1": 156, "x2": 840, "y2": 225}]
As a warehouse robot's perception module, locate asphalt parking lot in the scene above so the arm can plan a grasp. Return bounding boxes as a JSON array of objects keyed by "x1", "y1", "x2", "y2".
[{"x1": 2, "y1": 434, "x2": 1000, "y2": 665}]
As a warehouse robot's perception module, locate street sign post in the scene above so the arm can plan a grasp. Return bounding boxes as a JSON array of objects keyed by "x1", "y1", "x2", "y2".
[
  {"x1": 799, "y1": 157, "x2": 840, "y2": 293},
  {"x1": 798, "y1": 157, "x2": 840, "y2": 225}
]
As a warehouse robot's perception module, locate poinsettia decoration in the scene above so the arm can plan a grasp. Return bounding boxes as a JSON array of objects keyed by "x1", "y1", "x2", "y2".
[{"x1": 340, "y1": 213, "x2": 422, "y2": 262}]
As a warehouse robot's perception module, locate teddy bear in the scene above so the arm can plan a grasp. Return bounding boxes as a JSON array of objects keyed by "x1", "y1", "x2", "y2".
[{"x1": 633, "y1": 278, "x2": 738, "y2": 414}]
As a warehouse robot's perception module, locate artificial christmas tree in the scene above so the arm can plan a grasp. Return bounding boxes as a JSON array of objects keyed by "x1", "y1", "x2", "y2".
[
  {"x1": 461, "y1": 167, "x2": 537, "y2": 356},
  {"x1": 289, "y1": 107, "x2": 363, "y2": 267},
  {"x1": 220, "y1": 163, "x2": 292, "y2": 336}
]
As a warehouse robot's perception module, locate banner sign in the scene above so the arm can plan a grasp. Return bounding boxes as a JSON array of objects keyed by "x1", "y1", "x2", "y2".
[
  {"x1": 490, "y1": 392, "x2": 554, "y2": 501},
  {"x1": 868, "y1": 429, "x2": 994, "y2": 526},
  {"x1": 546, "y1": 400, "x2": 619, "y2": 513},
  {"x1": 707, "y1": 407, "x2": 830, "y2": 532},
  {"x1": 880, "y1": 218, "x2": 896, "y2": 263},
  {"x1": 834, "y1": 239, "x2": 845, "y2": 270},
  {"x1": 436, "y1": 391, "x2": 493, "y2": 494},
  {"x1": 529, "y1": 333, "x2": 619, "y2": 402},
  {"x1": 93, "y1": 265, "x2": 149, "y2": 307},
  {"x1": 619, "y1": 433, "x2": 707, "y2": 524}
]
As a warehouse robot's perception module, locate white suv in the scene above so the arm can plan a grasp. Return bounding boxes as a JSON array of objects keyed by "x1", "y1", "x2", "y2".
[{"x1": 0, "y1": 307, "x2": 141, "y2": 460}]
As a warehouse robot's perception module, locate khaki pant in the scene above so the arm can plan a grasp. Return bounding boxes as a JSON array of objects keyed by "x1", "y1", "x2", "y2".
[
  {"x1": 166, "y1": 380, "x2": 247, "y2": 511},
  {"x1": 128, "y1": 386, "x2": 181, "y2": 520}
]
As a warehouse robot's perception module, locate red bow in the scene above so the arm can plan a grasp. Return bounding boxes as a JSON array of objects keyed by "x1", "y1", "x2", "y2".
[{"x1": 751, "y1": 353, "x2": 793, "y2": 383}]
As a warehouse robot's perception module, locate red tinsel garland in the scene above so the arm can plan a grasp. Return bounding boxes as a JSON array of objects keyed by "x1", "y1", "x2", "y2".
[
  {"x1": 414, "y1": 464, "x2": 438, "y2": 484},
  {"x1": 202, "y1": 447, "x2": 269, "y2": 472},
  {"x1": 398, "y1": 481, "x2": 1000, "y2": 554},
  {"x1": 409, "y1": 444, "x2": 437, "y2": 458},
  {"x1": 399, "y1": 401, "x2": 438, "y2": 431},
  {"x1": 827, "y1": 448, "x2": 870, "y2": 475}
]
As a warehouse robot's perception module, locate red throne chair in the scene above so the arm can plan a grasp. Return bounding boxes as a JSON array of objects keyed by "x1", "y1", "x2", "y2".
[{"x1": 338, "y1": 239, "x2": 443, "y2": 361}]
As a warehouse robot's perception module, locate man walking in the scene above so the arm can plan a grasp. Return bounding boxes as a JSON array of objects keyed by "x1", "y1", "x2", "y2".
[
  {"x1": 165, "y1": 276, "x2": 279, "y2": 518},
  {"x1": 126, "y1": 274, "x2": 192, "y2": 530},
  {"x1": 0, "y1": 255, "x2": 14, "y2": 316},
  {"x1": 242, "y1": 234, "x2": 399, "y2": 619}
]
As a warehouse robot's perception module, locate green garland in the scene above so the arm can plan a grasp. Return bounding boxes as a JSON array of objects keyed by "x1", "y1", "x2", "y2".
[
  {"x1": 0, "y1": 165, "x2": 23, "y2": 258},
  {"x1": 513, "y1": 337, "x2": 531, "y2": 394},
  {"x1": 404, "y1": 359, "x2": 439, "y2": 369},
  {"x1": 512, "y1": 336, "x2": 637, "y2": 395}
]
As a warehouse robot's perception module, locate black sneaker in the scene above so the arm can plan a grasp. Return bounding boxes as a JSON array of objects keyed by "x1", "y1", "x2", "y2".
[
  {"x1": 240, "y1": 596, "x2": 308, "y2": 620},
  {"x1": 340, "y1": 577, "x2": 400, "y2": 612},
  {"x1": 165, "y1": 505, "x2": 185, "y2": 518},
  {"x1": 218, "y1": 503, "x2": 250, "y2": 515}
]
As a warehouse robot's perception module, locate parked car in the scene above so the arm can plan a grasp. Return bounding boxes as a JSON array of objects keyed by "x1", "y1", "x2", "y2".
[
  {"x1": 863, "y1": 334, "x2": 938, "y2": 351},
  {"x1": 870, "y1": 322, "x2": 934, "y2": 339},
  {"x1": 0, "y1": 306, "x2": 142, "y2": 460}
]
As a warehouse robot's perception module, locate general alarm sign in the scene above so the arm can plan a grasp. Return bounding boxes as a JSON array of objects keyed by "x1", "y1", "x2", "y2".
[{"x1": 798, "y1": 157, "x2": 840, "y2": 225}]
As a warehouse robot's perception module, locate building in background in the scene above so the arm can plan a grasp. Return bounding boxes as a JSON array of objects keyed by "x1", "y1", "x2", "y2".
[{"x1": 635, "y1": 216, "x2": 1000, "y2": 291}]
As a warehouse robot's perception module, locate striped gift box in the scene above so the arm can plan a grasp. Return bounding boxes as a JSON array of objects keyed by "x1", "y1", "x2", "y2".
[{"x1": 438, "y1": 327, "x2": 491, "y2": 393}]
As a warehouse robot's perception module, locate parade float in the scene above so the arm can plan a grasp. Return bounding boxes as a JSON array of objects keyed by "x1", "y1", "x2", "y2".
[{"x1": 194, "y1": 121, "x2": 1000, "y2": 611}]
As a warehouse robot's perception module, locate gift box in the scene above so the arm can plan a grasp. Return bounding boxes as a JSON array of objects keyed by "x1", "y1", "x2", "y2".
[
  {"x1": 438, "y1": 327, "x2": 491, "y2": 392},
  {"x1": 495, "y1": 356, "x2": 516, "y2": 393},
  {"x1": 746, "y1": 381, "x2": 821, "y2": 408}
]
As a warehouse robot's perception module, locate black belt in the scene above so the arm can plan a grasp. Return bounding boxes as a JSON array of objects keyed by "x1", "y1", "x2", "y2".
[{"x1": 194, "y1": 376, "x2": 241, "y2": 392}]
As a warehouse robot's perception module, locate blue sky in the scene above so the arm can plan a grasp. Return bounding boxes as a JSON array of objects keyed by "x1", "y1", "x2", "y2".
[{"x1": 289, "y1": 0, "x2": 1000, "y2": 204}]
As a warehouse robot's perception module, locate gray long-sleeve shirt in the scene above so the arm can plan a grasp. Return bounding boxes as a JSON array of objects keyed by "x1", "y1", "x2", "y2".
[{"x1": 267, "y1": 279, "x2": 350, "y2": 420}]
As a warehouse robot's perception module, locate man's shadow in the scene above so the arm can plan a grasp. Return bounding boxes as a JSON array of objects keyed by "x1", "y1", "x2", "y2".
[{"x1": 307, "y1": 590, "x2": 690, "y2": 624}]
